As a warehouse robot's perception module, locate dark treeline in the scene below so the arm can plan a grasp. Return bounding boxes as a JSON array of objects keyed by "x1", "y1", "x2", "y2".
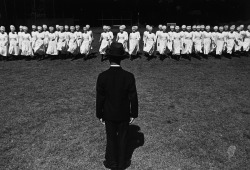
[{"x1": 0, "y1": 0, "x2": 249, "y2": 27}]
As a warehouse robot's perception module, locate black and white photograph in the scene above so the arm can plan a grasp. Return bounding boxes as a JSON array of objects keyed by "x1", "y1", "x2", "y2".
[{"x1": 0, "y1": 0, "x2": 250, "y2": 169}]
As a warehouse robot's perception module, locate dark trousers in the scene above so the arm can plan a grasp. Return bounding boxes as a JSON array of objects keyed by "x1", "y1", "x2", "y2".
[{"x1": 105, "y1": 120, "x2": 129, "y2": 169}]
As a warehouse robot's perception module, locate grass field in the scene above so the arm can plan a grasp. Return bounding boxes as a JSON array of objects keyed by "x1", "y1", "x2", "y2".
[{"x1": 1, "y1": 28, "x2": 250, "y2": 170}]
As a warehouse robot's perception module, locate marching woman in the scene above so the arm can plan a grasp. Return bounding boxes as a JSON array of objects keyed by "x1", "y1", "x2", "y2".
[
  {"x1": 167, "y1": 25, "x2": 175, "y2": 55},
  {"x1": 21, "y1": 26, "x2": 33, "y2": 59},
  {"x1": 211, "y1": 26, "x2": 219, "y2": 54},
  {"x1": 215, "y1": 26, "x2": 226, "y2": 57},
  {"x1": 80, "y1": 27, "x2": 92, "y2": 59},
  {"x1": 75, "y1": 25, "x2": 82, "y2": 55},
  {"x1": 226, "y1": 25, "x2": 236, "y2": 57},
  {"x1": 243, "y1": 25, "x2": 250, "y2": 55},
  {"x1": 202, "y1": 26, "x2": 212, "y2": 56},
  {"x1": 86, "y1": 25, "x2": 94, "y2": 51},
  {"x1": 143, "y1": 25, "x2": 150, "y2": 49},
  {"x1": 156, "y1": 25, "x2": 163, "y2": 53},
  {"x1": 135, "y1": 26, "x2": 141, "y2": 51},
  {"x1": 129, "y1": 26, "x2": 140, "y2": 57},
  {"x1": 42, "y1": 25, "x2": 49, "y2": 52},
  {"x1": 64, "y1": 25, "x2": 70, "y2": 56},
  {"x1": 46, "y1": 26, "x2": 58, "y2": 58},
  {"x1": 182, "y1": 26, "x2": 193, "y2": 60},
  {"x1": 143, "y1": 26, "x2": 156, "y2": 57},
  {"x1": 116, "y1": 25, "x2": 128, "y2": 53},
  {"x1": 158, "y1": 25, "x2": 170, "y2": 57},
  {"x1": 192, "y1": 25, "x2": 203, "y2": 57},
  {"x1": 107, "y1": 26, "x2": 114, "y2": 44},
  {"x1": 57, "y1": 26, "x2": 68, "y2": 58},
  {"x1": 234, "y1": 26, "x2": 244, "y2": 55},
  {"x1": 180, "y1": 25, "x2": 187, "y2": 55},
  {"x1": 18, "y1": 26, "x2": 24, "y2": 55},
  {"x1": 8, "y1": 25, "x2": 19, "y2": 60},
  {"x1": 0, "y1": 26, "x2": 9, "y2": 60},
  {"x1": 33, "y1": 26, "x2": 46, "y2": 60},
  {"x1": 172, "y1": 26, "x2": 182, "y2": 60},
  {"x1": 99, "y1": 26, "x2": 111, "y2": 61},
  {"x1": 67, "y1": 26, "x2": 78, "y2": 57},
  {"x1": 31, "y1": 25, "x2": 38, "y2": 52}
]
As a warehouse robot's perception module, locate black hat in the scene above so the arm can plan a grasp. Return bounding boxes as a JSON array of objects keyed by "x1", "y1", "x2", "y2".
[{"x1": 106, "y1": 42, "x2": 126, "y2": 59}]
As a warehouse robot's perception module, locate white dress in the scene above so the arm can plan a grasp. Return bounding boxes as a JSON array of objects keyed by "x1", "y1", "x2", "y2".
[
  {"x1": 9, "y1": 32, "x2": 19, "y2": 56},
  {"x1": 129, "y1": 32, "x2": 140, "y2": 55},
  {"x1": 243, "y1": 31, "x2": 250, "y2": 51},
  {"x1": 156, "y1": 30, "x2": 163, "y2": 52},
  {"x1": 143, "y1": 31, "x2": 149, "y2": 46},
  {"x1": 0, "y1": 32, "x2": 8, "y2": 56},
  {"x1": 182, "y1": 32, "x2": 193, "y2": 54},
  {"x1": 143, "y1": 32, "x2": 156, "y2": 56},
  {"x1": 158, "y1": 32, "x2": 169, "y2": 55},
  {"x1": 18, "y1": 32, "x2": 24, "y2": 53},
  {"x1": 67, "y1": 32, "x2": 78, "y2": 55},
  {"x1": 222, "y1": 31, "x2": 229, "y2": 51},
  {"x1": 80, "y1": 32, "x2": 92, "y2": 55},
  {"x1": 21, "y1": 33, "x2": 33, "y2": 56},
  {"x1": 172, "y1": 32, "x2": 182, "y2": 55},
  {"x1": 234, "y1": 32, "x2": 243, "y2": 52},
  {"x1": 43, "y1": 31, "x2": 49, "y2": 49},
  {"x1": 167, "y1": 31, "x2": 174, "y2": 52},
  {"x1": 46, "y1": 32, "x2": 58, "y2": 55},
  {"x1": 211, "y1": 32, "x2": 219, "y2": 52},
  {"x1": 87, "y1": 30, "x2": 94, "y2": 50},
  {"x1": 203, "y1": 32, "x2": 212, "y2": 55},
  {"x1": 226, "y1": 32, "x2": 236, "y2": 54},
  {"x1": 108, "y1": 31, "x2": 114, "y2": 44},
  {"x1": 99, "y1": 32, "x2": 110, "y2": 54},
  {"x1": 31, "y1": 31, "x2": 38, "y2": 50},
  {"x1": 57, "y1": 32, "x2": 68, "y2": 54},
  {"x1": 75, "y1": 31, "x2": 82, "y2": 54},
  {"x1": 180, "y1": 31, "x2": 186, "y2": 54},
  {"x1": 34, "y1": 32, "x2": 46, "y2": 55},
  {"x1": 193, "y1": 31, "x2": 203, "y2": 53},
  {"x1": 216, "y1": 32, "x2": 225, "y2": 55},
  {"x1": 117, "y1": 32, "x2": 128, "y2": 52}
]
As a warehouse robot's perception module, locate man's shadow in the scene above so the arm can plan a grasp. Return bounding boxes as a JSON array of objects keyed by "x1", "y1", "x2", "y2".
[{"x1": 125, "y1": 125, "x2": 144, "y2": 169}]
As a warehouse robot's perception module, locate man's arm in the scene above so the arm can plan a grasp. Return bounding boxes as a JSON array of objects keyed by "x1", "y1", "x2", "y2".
[
  {"x1": 96, "y1": 74, "x2": 105, "y2": 119},
  {"x1": 128, "y1": 74, "x2": 138, "y2": 119}
]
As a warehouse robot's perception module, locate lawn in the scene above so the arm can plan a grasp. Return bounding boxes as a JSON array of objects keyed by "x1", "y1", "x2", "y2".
[{"x1": 0, "y1": 28, "x2": 250, "y2": 170}]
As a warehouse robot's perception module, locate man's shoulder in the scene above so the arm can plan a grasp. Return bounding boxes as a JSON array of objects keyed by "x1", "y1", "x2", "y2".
[{"x1": 98, "y1": 68, "x2": 134, "y2": 77}]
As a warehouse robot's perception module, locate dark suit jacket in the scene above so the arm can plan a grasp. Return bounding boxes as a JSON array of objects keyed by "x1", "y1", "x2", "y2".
[{"x1": 96, "y1": 66, "x2": 138, "y2": 121}]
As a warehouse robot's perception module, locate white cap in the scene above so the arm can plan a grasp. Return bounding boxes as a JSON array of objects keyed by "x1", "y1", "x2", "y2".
[
  {"x1": 182, "y1": 25, "x2": 186, "y2": 29},
  {"x1": 214, "y1": 26, "x2": 218, "y2": 30}
]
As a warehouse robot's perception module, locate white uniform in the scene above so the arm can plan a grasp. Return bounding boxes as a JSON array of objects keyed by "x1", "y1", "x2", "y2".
[
  {"x1": 203, "y1": 32, "x2": 212, "y2": 55},
  {"x1": 99, "y1": 32, "x2": 110, "y2": 55},
  {"x1": 87, "y1": 30, "x2": 94, "y2": 50},
  {"x1": 108, "y1": 31, "x2": 114, "y2": 44},
  {"x1": 67, "y1": 32, "x2": 78, "y2": 55},
  {"x1": 143, "y1": 32, "x2": 156, "y2": 56},
  {"x1": 57, "y1": 32, "x2": 68, "y2": 54},
  {"x1": 157, "y1": 32, "x2": 169, "y2": 55},
  {"x1": 211, "y1": 32, "x2": 219, "y2": 52},
  {"x1": 216, "y1": 32, "x2": 225, "y2": 55},
  {"x1": 117, "y1": 32, "x2": 128, "y2": 52},
  {"x1": 34, "y1": 32, "x2": 46, "y2": 55},
  {"x1": 180, "y1": 31, "x2": 186, "y2": 54},
  {"x1": 80, "y1": 32, "x2": 92, "y2": 55},
  {"x1": 222, "y1": 31, "x2": 229, "y2": 51},
  {"x1": 0, "y1": 32, "x2": 8, "y2": 56},
  {"x1": 46, "y1": 32, "x2": 58, "y2": 55},
  {"x1": 143, "y1": 31, "x2": 149, "y2": 46},
  {"x1": 234, "y1": 32, "x2": 243, "y2": 52},
  {"x1": 192, "y1": 31, "x2": 203, "y2": 53},
  {"x1": 167, "y1": 31, "x2": 174, "y2": 52},
  {"x1": 156, "y1": 30, "x2": 163, "y2": 52},
  {"x1": 9, "y1": 32, "x2": 19, "y2": 56},
  {"x1": 172, "y1": 32, "x2": 182, "y2": 55},
  {"x1": 243, "y1": 31, "x2": 250, "y2": 51},
  {"x1": 129, "y1": 32, "x2": 140, "y2": 55},
  {"x1": 182, "y1": 32, "x2": 193, "y2": 54},
  {"x1": 74, "y1": 31, "x2": 82, "y2": 54},
  {"x1": 31, "y1": 31, "x2": 38, "y2": 50},
  {"x1": 18, "y1": 31, "x2": 24, "y2": 53},
  {"x1": 21, "y1": 33, "x2": 33, "y2": 56},
  {"x1": 227, "y1": 32, "x2": 236, "y2": 54}
]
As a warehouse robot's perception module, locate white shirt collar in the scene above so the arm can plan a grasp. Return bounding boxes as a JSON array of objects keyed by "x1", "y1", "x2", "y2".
[{"x1": 110, "y1": 64, "x2": 121, "y2": 67}]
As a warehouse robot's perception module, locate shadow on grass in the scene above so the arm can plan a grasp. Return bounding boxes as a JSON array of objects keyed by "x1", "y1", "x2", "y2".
[{"x1": 125, "y1": 125, "x2": 144, "y2": 169}]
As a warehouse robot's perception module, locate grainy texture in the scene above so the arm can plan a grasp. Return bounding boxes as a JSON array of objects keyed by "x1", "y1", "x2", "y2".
[{"x1": 0, "y1": 28, "x2": 250, "y2": 170}]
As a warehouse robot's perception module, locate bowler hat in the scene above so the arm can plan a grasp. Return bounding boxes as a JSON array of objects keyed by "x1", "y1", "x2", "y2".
[{"x1": 106, "y1": 42, "x2": 126, "y2": 59}]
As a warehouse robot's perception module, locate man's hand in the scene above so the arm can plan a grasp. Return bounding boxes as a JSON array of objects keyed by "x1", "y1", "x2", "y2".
[
  {"x1": 99, "y1": 118, "x2": 105, "y2": 125},
  {"x1": 129, "y1": 118, "x2": 135, "y2": 124}
]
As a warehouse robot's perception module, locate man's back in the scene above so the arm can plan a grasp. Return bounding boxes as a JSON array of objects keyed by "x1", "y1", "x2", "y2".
[{"x1": 96, "y1": 67, "x2": 138, "y2": 121}]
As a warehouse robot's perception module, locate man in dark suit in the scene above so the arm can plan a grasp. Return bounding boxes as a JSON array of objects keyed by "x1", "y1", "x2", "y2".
[{"x1": 96, "y1": 42, "x2": 138, "y2": 170}]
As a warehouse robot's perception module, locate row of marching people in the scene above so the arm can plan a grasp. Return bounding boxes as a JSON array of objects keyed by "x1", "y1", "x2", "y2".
[
  {"x1": 98, "y1": 24, "x2": 250, "y2": 61},
  {"x1": 0, "y1": 24, "x2": 93, "y2": 61}
]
